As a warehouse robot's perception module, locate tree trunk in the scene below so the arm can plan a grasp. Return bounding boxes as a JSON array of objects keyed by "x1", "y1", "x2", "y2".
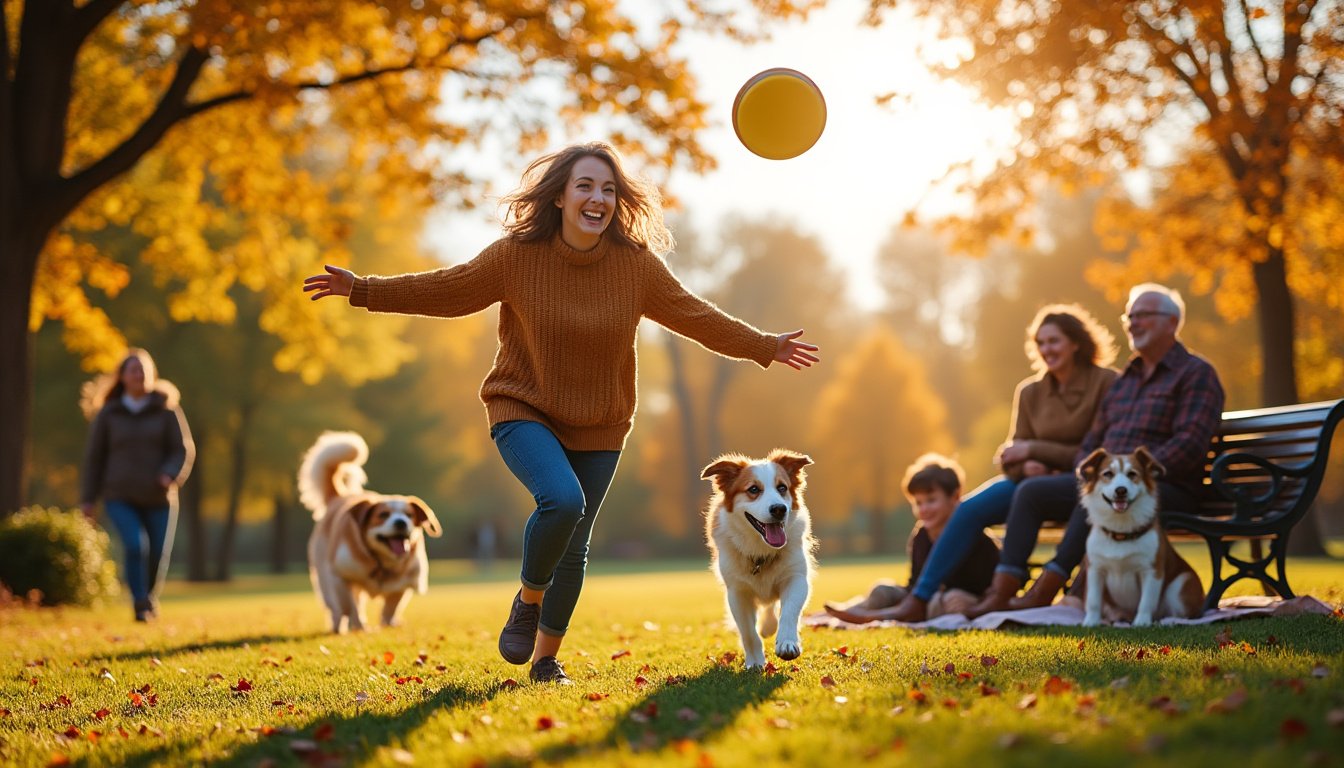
[
  {"x1": 1250, "y1": 248, "x2": 1299, "y2": 407},
  {"x1": 1248, "y1": 246, "x2": 1323, "y2": 556},
  {"x1": 0, "y1": 225, "x2": 43, "y2": 516},
  {"x1": 705, "y1": 358, "x2": 735, "y2": 459},
  {"x1": 180, "y1": 462, "x2": 210, "y2": 582},
  {"x1": 664, "y1": 335, "x2": 704, "y2": 545},
  {"x1": 270, "y1": 492, "x2": 289, "y2": 574},
  {"x1": 213, "y1": 403, "x2": 253, "y2": 581}
]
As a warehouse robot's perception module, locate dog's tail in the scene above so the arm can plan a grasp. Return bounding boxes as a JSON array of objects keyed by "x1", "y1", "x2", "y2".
[{"x1": 298, "y1": 431, "x2": 369, "y2": 520}]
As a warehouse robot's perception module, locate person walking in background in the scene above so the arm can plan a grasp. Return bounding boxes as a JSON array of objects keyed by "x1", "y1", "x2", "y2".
[
  {"x1": 80, "y1": 348, "x2": 195, "y2": 623},
  {"x1": 303, "y1": 141, "x2": 819, "y2": 684},
  {"x1": 968, "y1": 283, "x2": 1225, "y2": 617},
  {"x1": 880, "y1": 304, "x2": 1119, "y2": 622}
]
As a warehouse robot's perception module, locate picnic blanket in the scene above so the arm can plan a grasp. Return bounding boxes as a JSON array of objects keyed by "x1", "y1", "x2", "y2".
[{"x1": 803, "y1": 595, "x2": 1337, "y2": 631}]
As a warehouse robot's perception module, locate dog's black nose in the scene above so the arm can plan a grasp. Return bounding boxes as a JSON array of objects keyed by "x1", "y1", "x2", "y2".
[
  {"x1": 1114, "y1": 487, "x2": 1128, "y2": 498},
  {"x1": 393, "y1": 518, "x2": 409, "y2": 531},
  {"x1": 769, "y1": 504, "x2": 787, "y2": 521}
]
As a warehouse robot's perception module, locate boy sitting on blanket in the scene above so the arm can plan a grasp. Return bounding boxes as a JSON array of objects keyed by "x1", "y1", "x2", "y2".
[{"x1": 824, "y1": 454, "x2": 1000, "y2": 623}]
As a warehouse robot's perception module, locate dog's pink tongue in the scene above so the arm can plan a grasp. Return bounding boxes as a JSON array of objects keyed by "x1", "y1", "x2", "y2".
[
  {"x1": 389, "y1": 538, "x2": 407, "y2": 556},
  {"x1": 1112, "y1": 498, "x2": 1130, "y2": 512},
  {"x1": 762, "y1": 523, "x2": 787, "y2": 548}
]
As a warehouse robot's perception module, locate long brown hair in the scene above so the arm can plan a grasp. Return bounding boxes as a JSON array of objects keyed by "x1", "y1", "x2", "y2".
[
  {"x1": 500, "y1": 142, "x2": 673, "y2": 255},
  {"x1": 1024, "y1": 303, "x2": 1117, "y2": 374},
  {"x1": 79, "y1": 348, "x2": 159, "y2": 419}
]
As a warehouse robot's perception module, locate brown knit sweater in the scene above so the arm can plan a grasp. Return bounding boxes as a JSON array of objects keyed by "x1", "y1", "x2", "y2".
[
  {"x1": 997, "y1": 364, "x2": 1119, "y2": 480},
  {"x1": 350, "y1": 235, "x2": 779, "y2": 450}
]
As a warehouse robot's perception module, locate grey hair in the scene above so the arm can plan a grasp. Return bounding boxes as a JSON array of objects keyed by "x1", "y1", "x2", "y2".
[{"x1": 1126, "y1": 282, "x2": 1185, "y2": 334}]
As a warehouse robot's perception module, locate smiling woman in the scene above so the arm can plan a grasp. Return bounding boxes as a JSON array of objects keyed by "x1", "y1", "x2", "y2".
[{"x1": 302, "y1": 140, "x2": 820, "y2": 685}]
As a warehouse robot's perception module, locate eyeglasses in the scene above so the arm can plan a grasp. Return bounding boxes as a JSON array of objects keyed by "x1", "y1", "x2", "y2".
[{"x1": 1120, "y1": 310, "x2": 1174, "y2": 326}]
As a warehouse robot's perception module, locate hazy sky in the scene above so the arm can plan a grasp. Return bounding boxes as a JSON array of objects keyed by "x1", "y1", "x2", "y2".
[{"x1": 425, "y1": 4, "x2": 1015, "y2": 309}]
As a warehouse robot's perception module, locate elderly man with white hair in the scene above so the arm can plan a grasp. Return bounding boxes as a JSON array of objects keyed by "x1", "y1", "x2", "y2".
[{"x1": 966, "y1": 283, "x2": 1225, "y2": 617}]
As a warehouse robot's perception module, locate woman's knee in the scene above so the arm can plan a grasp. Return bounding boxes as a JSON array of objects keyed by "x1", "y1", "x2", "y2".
[{"x1": 538, "y1": 486, "x2": 586, "y2": 527}]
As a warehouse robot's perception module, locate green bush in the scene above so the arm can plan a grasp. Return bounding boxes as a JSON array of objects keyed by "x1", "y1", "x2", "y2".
[{"x1": 0, "y1": 506, "x2": 120, "y2": 607}]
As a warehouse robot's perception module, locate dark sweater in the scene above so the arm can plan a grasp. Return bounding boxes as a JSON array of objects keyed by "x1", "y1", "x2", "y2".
[{"x1": 80, "y1": 383, "x2": 194, "y2": 508}]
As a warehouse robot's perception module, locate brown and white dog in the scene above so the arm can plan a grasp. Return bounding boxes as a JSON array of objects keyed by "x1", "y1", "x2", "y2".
[
  {"x1": 701, "y1": 450, "x2": 815, "y2": 669},
  {"x1": 298, "y1": 431, "x2": 442, "y2": 633},
  {"x1": 1077, "y1": 447, "x2": 1204, "y2": 626}
]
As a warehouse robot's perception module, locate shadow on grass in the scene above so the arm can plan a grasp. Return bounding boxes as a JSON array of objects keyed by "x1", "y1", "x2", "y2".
[
  {"x1": 529, "y1": 665, "x2": 789, "y2": 765},
  {"x1": 71, "y1": 680, "x2": 500, "y2": 768},
  {"x1": 96, "y1": 632, "x2": 329, "y2": 663}
]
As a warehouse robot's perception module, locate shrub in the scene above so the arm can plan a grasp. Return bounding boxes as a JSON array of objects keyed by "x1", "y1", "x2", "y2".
[{"x1": 0, "y1": 506, "x2": 120, "y2": 607}]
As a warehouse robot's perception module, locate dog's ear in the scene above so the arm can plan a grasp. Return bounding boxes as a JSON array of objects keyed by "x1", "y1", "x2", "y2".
[
  {"x1": 406, "y1": 496, "x2": 442, "y2": 538},
  {"x1": 768, "y1": 449, "x2": 813, "y2": 482},
  {"x1": 346, "y1": 499, "x2": 377, "y2": 529},
  {"x1": 1132, "y1": 446, "x2": 1166, "y2": 479},
  {"x1": 1077, "y1": 448, "x2": 1109, "y2": 483},
  {"x1": 701, "y1": 455, "x2": 748, "y2": 490}
]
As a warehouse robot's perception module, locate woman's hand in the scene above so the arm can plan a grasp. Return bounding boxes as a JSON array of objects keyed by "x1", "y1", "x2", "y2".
[
  {"x1": 303, "y1": 265, "x2": 357, "y2": 301},
  {"x1": 774, "y1": 330, "x2": 820, "y2": 370},
  {"x1": 1022, "y1": 460, "x2": 1050, "y2": 477},
  {"x1": 79, "y1": 502, "x2": 96, "y2": 522},
  {"x1": 998, "y1": 441, "x2": 1031, "y2": 464}
]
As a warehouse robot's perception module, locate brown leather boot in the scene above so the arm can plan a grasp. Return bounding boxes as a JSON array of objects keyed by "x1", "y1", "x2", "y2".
[
  {"x1": 1008, "y1": 569, "x2": 1067, "y2": 609},
  {"x1": 964, "y1": 572, "x2": 1024, "y2": 619}
]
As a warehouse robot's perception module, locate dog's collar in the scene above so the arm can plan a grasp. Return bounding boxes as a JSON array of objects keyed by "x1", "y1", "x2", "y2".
[
  {"x1": 1099, "y1": 520, "x2": 1156, "y2": 541},
  {"x1": 751, "y1": 554, "x2": 777, "y2": 575}
]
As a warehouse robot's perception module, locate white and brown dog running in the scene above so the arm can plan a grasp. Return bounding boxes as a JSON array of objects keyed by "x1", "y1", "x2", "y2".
[
  {"x1": 1077, "y1": 446, "x2": 1204, "y2": 626},
  {"x1": 701, "y1": 450, "x2": 815, "y2": 669},
  {"x1": 298, "y1": 431, "x2": 442, "y2": 633}
]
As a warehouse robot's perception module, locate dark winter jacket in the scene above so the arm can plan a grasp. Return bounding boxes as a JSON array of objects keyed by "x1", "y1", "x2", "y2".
[{"x1": 80, "y1": 382, "x2": 195, "y2": 508}]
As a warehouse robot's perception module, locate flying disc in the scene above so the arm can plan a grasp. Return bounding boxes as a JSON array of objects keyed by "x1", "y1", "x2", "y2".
[{"x1": 731, "y1": 68, "x2": 827, "y2": 160}]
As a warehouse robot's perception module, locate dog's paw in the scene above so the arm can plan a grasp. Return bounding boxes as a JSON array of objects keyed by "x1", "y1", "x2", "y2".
[
  {"x1": 1082, "y1": 613, "x2": 1102, "y2": 628},
  {"x1": 743, "y1": 652, "x2": 768, "y2": 670},
  {"x1": 1132, "y1": 615, "x2": 1154, "y2": 628},
  {"x1": 775, "y1": 639, "x2": 802, "y2": 661}
]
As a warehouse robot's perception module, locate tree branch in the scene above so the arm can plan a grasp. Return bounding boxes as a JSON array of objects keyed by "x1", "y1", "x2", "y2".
[
  {"x1": 55, "y1": 46, "x2": 209, "y2": 219},
  {"x1": 1133, "y1": 11, "x2": 1246, "y2": 179},
  {"x1": 72, "y1": 0, "x2": 125, "y2": 45},
  {"x1": 1234, "y1": 0, "x2": 1270, "y2": 82},
  {"x1": 180, "y1": 60, "x2": 421, "y2": 120}
]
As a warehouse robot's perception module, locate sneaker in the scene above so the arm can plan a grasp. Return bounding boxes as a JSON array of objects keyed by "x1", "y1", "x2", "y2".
[
  {"x1": 529, "y1": 656, "x2": 572, "y2": 685},
  {"x1": 497, "y1": 590, "x2": 541, "y2": 665}
]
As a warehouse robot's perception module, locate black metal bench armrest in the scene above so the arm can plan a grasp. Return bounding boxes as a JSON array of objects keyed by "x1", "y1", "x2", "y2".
[{"x1": 1208, "y1": 451, "x2": 1312, "y2": 522}]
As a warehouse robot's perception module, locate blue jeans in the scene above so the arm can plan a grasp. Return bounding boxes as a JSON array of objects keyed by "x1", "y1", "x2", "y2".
[
  {"x1": 104, "y1": 500, "x2": 174, "y2": 607},
  {"x1": 911, "y1": 476, "x2": 1016, "y2": 601},
  {"x1": 491, "y1": 420, "x2": 620, "y2": 637},
  {"x1": 999, "y1": 473, "x2": 1201, "y2": 581}
]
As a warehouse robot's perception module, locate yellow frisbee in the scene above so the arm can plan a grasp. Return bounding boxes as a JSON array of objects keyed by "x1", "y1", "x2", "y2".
[{"x1": 731, "y1": 68, "x2": 827, "y2": 160}]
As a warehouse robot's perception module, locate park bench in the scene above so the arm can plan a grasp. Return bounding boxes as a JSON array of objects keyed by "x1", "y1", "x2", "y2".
[
  {"x1": 1165, "y1": 398, "x2": 1344, "y2": 610},
  {"x1": 996, "y1": 398, "x2": 1344, "y2": 612}
]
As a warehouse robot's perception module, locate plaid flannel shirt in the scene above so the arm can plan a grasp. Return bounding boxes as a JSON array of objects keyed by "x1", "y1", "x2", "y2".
[{"x1": 1075, "y1": 342, "x2": 1225, "y2": 496}]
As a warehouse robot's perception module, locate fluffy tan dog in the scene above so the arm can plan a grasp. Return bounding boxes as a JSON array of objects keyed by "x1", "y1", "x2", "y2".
[{"x1": 298, "y1": 431, "x2": 442, "y2": 633}]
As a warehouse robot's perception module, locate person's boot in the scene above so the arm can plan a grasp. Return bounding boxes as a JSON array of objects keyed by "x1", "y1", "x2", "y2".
[
  {"x1": 964, "y1": 572, "x2": 1024, "y2": 619},
  {"x1": 497, "y1": 590, "x2": 541, "y2": 665},
  {"x1": 1008, "y1": 569, "x2": 1067, "y2": 610},
  {"x1": 885, "y1": 593, "x2": 928, "y2": 623},
  {"x1": 133, "y1": 599, "x2": 153, "y2": 623}
]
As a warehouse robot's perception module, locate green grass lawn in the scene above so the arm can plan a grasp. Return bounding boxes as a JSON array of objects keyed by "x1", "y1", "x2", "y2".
[{"x1": 3, "y1": 557, "x2": 1343, "y2": 768}]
